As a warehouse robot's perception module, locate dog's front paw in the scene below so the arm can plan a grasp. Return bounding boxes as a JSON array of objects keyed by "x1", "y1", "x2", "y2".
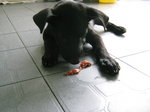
[
  {"x1": 98, "y1": 57, "x2": 120, "y2": 75},
  {"x1": 42, "y1": 55, "x2": 58, "y2": 67}
]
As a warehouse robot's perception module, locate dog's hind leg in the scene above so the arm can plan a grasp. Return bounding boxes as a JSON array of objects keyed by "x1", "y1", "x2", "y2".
[
  {"x1": 94, "y1": 18, "x2": 126, "y2": 35},
  {"x1": 106, "y1": 22, "x2": 126, "y2": 35},
  {"x1": 86, "y1": 28, "x2": 120, "y2": 75}
]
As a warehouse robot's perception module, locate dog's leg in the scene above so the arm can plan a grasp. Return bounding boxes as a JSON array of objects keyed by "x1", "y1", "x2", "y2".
[
  {"x1": 106, "y1": 22, "x2": 126, "y2": 35},
  {"x1": 86, "y1": 28, "x2": 120, "y2": 75},
  {"x1": 42, "y1": 31, "x2": 59, "y2": 67},
  {"x1": 94, "y1": 18, "x2": 126, "y2": 35}
]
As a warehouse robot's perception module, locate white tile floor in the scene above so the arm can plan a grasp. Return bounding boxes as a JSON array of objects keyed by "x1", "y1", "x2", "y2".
[{"x1": 0, "y1": 1, "x2": 150, "y2": 112}]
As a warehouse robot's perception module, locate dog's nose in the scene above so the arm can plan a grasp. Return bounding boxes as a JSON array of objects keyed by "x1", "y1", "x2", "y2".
[{"x1": 69, "y1": 58, "x2": 79, "y2": 64}]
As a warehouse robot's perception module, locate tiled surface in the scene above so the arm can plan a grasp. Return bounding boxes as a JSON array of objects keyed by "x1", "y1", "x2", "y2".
[
  {"x1": 0, "y1": 33, "x2": 24, "y2": 51},
  {"x1": 18, "y1": 30, "x2": 43, "y2": 47},
  {"x1": 0, "y1": 1, "x2": 150, "y2": 112},
  {"x1": 0, "y1": 15, "x2": 15, "y2": 34},
  {"x1": 0, "y1": 48, "x2": 41, "y2": 86},
  {"x1": 120, "y1": 51, "x2": 150, "y2": 77},
  {"x1": 0, "y1": 78, "x2": 63, "y2": 112}
]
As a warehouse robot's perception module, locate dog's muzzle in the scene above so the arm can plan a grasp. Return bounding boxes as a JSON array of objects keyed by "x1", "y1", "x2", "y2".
[{"x1": 66, "y1": 57, "x2": 80, "y2": 65}]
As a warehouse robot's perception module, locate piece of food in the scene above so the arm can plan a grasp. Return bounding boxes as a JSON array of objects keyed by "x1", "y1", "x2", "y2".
[
  {"x1": 80, "y1": 60, "x2": 92, "y2": 69},
  {"x1": 65, "y1": 60, "x2": 92, "y2": 76},
  {"x1": 65, "y1": 69, "x2": 80, "y2": 75}
]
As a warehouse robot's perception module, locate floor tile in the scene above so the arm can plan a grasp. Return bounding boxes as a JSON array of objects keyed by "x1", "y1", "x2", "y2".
[
  {"x1": 0, "y1": 78, "x2": 63, "y2": 112},
  {"x1": 18, "y1": 30, "x2": 43, "y2": 47},
  {"x1": 101, "y1": 29, "x2": 150, "y2": 58},
  {"x1": 10, "y1": 16, "x2": 38, "y2": 32},
  {"x1": 45, "y1": 74, "x2": 105, "y2": 112},
  {"x1": 120, "y1": 51, "x2": 150, "y2": 77},
  {"x1": 0, "y1": 7, "x2": 7, "y2": 19},
  {"x1": 141, "y1": 89, "x2": 150, "y2": 99},
  {"x1": 117, "y1": 59, "x2": 150, "y2": 90},
  {"x1": 99, "y1": 110, "x2": 105, "y2": 112},
  {"x1": 23, "y1": 2, "x2": 56, "y2": 13},
  {"x1": 0, "y1": 33, "x2": 24, "y2": 51},
  {"x1": 107, "y1": 92, "x2": 150, "y2": 112},
  {"x1": 94, "y1": 58, "x2": 150, "y2": 96},
  {"x1": 73, "y1": 65, "x2": 107, "y2": 85},
  {"x1": 2, "y1": 4, "x2": 35, "y2": 18},
  {"x1": 0, "y1": 48, "x2": 41, "y2": 86},
  {"x1": 0, "y1": 17, "x2": 15, "y2": 35},
  {"x1": 2, "y1": 4, "x2": 37, "y2": 32},
  {"x1": 95, "y1": 81, "x2": 131, "y2": 97},
  {"x1": 27, "y1": 46, "x2": 95, "y2": 76}
]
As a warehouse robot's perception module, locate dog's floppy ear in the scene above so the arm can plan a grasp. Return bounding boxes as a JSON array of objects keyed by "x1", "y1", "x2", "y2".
[
  {"x1": 87, "y1": 7, "x2": 109, "y2": 31},
  {"x1": 33, "y1": 8, "x2": 52, "y2": 33}
]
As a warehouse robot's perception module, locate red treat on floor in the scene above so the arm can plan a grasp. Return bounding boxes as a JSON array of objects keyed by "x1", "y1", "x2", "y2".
[
  {"x1": 65, "y1": 60, "x2": 92, "y2": 76},
  {"x1": 65, "y1": 69, "x2": 80, "y2": 75},
  {"x1": 80, "y1": 60, "x2": 92, "y2": 69}
]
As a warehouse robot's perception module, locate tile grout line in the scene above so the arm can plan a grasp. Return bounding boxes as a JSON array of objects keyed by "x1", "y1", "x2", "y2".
[
  {"x1": 111, "y1": 51, "x2": 150, "y2": 78},
  {"x1": 0, "y1": 46, "x2": 25, "y2": 53},
  {"x1": 0, "y1": 76, "x2": 42, "y2": 88},
  {"x1": 0, "y1": 71, "x2": 63, "y2": 88},
  {"x1": 24, "y1": 41, "x2": 66, "y2": 112},
  {"x1": 0, "y1": 29, "x2": 39, "y2": 36},
  {"x1": 116, "y1": 58, "x2": 150, "y2": 78},
  {"x1": 0, "y1": 44, "x2": 42, "y2": 53},
  {"x1": 0, "y1": 31, "x2": 16, "y2": 36},
  {"x1": 23, "y1": 3, "x2": 38, "y2": 13},
  {"x1": 2, "y1": 5, "x2": 66, "y2": 112},
  {"x1": 114, "y1": 49, "x2": 150, "y2": 59}
]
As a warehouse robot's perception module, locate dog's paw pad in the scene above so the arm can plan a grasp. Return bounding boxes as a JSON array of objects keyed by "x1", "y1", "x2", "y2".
[{"x1": 98, "y1": 58, "x2": 120, "y2": 75}]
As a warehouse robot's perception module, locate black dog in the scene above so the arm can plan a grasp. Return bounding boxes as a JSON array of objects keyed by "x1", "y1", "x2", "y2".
[{"x1": 33, "y1": 1, "x2": 126, "y2": 75}]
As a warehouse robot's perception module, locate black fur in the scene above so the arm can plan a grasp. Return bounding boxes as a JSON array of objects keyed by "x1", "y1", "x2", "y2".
[{"x1": 33, "y1": 1, "x2": 126, "y2": 75}]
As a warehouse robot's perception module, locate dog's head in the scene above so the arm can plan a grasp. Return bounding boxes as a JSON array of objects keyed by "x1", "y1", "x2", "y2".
[{"x1": 33, "y1": 1, "x2": 109, "y2": 64}]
